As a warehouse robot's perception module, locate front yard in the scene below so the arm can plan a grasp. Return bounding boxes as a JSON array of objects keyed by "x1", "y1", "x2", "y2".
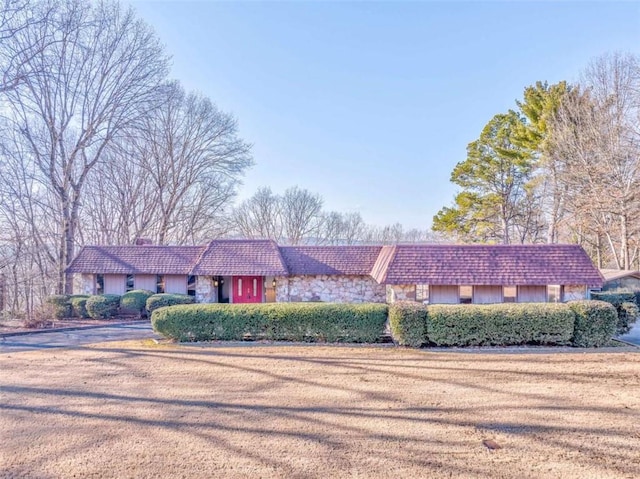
[{"x1": 1, "y1": 342, "x2": 639, "y2": 478}]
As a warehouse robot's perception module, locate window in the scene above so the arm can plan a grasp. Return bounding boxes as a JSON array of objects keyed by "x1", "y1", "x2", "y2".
[
  {"x1": 459, "y1": 285, "x2": 473, "y2": 304},
  {"x1": 416, "y1": 284, "x2": 429, "y2": 303},
  {"x1": 503, "y1": 286, "x2": 516, "y2": 303},
  {"x1": 187, "y1": 275, "x2": 196, "y2": 297},
  {"x1": 156, "y1": 275, "x2": 165, "y2": 294},
  {"x1": 126, "y1": 274, "x2": 134, "y2": 292},
  {"x1": 253, "y1": 278, "x2": 258, "y2": 297},
  {"x1": 548, "y1": 285, "x2": 562, "y2": 303},
  {"x1": 238, "y1": 278, "x2": 242, "y2": 295},
  {"x1": 96, "y1": 274, "x2": 104, "y2": 295}
]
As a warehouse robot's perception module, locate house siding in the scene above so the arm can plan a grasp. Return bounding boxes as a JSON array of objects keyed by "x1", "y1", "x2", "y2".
[
  {"x1": 276, "y1": 275, "x2": 386, "y2": 303},
  {"x1": 164, "y1": 275, "x2": 187, "y2": 295},
  {"x1": 430, "y1": 285, "x2": 460, "y2": 304},
  {"x1": 517, "y1": 285, "x2": 547, "y2": 303},
  {"x1": 135, "y1": 275, "x2": 157, "y2": 292},
  {"x1": 104, "y1": 274, "x2": 126, "y2": 295},
  {"x1": 473, "y1": 285, "x2": 503, "y2": 304}
]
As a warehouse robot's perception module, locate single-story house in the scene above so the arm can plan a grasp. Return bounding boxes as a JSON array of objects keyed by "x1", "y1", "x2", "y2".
[
  {"x1": 66, "y1": 240, "x2": 604, "y2": 305},
  {"x1": 599, "y1": 269, "x2": 640, "y2": 292}
]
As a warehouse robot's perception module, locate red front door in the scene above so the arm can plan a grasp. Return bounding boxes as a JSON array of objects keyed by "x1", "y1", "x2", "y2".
[{"x1": 232, "y1": 276, "x2": 263, "y2": 303}]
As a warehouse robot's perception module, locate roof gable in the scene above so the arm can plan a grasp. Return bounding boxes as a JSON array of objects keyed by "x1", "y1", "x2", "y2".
[{"x1": 191, "y1": 240, "x2": 288, "y2": 276}]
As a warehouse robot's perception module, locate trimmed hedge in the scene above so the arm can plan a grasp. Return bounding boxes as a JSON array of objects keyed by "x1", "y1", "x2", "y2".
[
  {"x1": 86, "y1": 294, "x2": 121, "y2": 319},
  {"x1": 70, "y1": 295, "x2": 90, "y2": 318},
  {"x1": 618, "y1": 302, "x2": 639, "y2": 335},
  {"x1": 567, "y1": 300, "x2": 618, "y2": 347},
  {"x1": 44, "y1": 295, "x2": 71, "y2": 319},
  {"x1": 146, "y1": 293, "x2": 195, "y2": 313},
  {"x1": 151, "y1": 303, "x2": 388, "y2": 343},
  {"x1": 590, "y1": 291, "x2": 639, "y2": 335},
  {"x1": 389, "y1": 302, "x2": 427, "y2": 347},
  {"x1": 426, "y1": 303, "x2": 575, "y2": 347},
  {"x1": 120, "y1": 289, "x2": 154, "y2": 317}
]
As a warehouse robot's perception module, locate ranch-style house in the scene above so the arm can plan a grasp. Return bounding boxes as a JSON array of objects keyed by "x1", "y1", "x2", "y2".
[{"x1": 66, "y1": 240, "x2": 604, "y2": 305}]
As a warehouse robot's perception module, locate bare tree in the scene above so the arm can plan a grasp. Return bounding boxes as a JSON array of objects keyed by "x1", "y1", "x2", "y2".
[
  {"x1": 82, "y1": 82, "x2": 252, "y2": 245},
  {"x1": 550, "y1": 53, "x2": 640, "y2": 268},
  {"x1": 280, "y1": 187, "x2": 323, "y2": 245},
  {"x1": 232, "y1": 187, "x2": 283, "y2": 241},
  {"x1": 1, "y1": 0, "x2": 169, "y2": 292}
]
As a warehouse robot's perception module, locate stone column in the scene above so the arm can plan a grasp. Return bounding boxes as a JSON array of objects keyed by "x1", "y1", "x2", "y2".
[{"x1": 195, "y1": 276, "x2": 216, "y2": 303}]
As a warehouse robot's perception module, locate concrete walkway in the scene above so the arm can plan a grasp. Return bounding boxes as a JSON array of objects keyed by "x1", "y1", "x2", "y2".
[{"x1": 0, "y1": 322, "x2": 159, "y2": 353}]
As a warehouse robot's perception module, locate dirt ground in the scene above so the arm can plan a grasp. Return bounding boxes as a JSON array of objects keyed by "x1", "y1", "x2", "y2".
[{"x1": 1, "y1": 342, "x2": 639, "y2": 479}]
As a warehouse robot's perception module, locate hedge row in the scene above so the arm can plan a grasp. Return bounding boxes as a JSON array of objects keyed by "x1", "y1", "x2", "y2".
[
  {"x1": 389, "y1": 300, "x2": 618, "y2": 348},
  {"x1": 151, "y1": 303, "x2": 388, "y2": 343},
  {"x1": 43, "y1": 292, "x2": 194, "y2": 320},
  {"x1": 590, "y1": 291, "x2": 639, "y2": 335}
]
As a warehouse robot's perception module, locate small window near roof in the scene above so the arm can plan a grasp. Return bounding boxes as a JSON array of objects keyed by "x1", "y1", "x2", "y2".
[
  {"x1": 156, "y1": 275, "x2": 165, "y2": 294},
  {"x1": 126, "y1": 274, "x2": 134, "y2": 292},
  {"x1": 96, "y1": 274, "x2": 104, "y2": 295},
  {"x1": 460, "y1": 286, "x2": 473, "y2": 304},
  {"x1": 187, "y1": 275, "x2": 196, "y2": 297},
  {"x1": 503, "y1": 286, "x2": 516, "y2": 303},
  {"x1": 548, "y1": 285, "x2": 562, "y2": 303},
  {"x1": 416, "y1": 284, "x2": 429, "y2": 303}
]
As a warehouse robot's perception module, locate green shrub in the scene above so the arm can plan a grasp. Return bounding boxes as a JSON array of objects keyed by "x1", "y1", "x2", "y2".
[
  {"x1": 146, "y1": 293, "x2": 195, "y2": 313},
  {"x1": 590, "y1": 291, "x2": 639, "y2": 335},
  {"x1": 120, "y1": 289, "x2": 154, "y2": 317},
  {"x1": 567, "y1": 300, "x2": 618, "y2": 347},
  {"x1": 389, "y1": 302, "x2": 427, "y2": 347},
  {"x1": 426, "y1": 303, "x2": 575, "y2": 347},
  {"x1": 69, "y1": 295, "x2": 90, "y2": 318},
  {"x1": 619, "y1": 302, "x2": 639, "y2": 335},
  {"x1": 44, "y1": 295, "x2": 71, "y2": 319},
  {"x1": 151, "y1": 302, "x2": 388, "y2": 343},
  {"x1": 85, "y1": 294, "x2": 121, "y2": 319}
]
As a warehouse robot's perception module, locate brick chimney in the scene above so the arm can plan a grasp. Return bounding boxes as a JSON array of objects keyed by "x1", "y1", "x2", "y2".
[{"x1": 134, "y1": 238, "x2": 153, "y2": 246}]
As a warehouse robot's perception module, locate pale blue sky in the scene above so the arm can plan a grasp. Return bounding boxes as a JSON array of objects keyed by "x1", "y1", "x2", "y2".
[{"x1": 128, "y1": 1, "x2": 639, "y2": 229}]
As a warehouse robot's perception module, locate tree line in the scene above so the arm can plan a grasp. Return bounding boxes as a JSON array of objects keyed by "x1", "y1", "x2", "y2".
[
  {"x1": 0, "y1": 0, "x2": 434, "y2": 316},
  {"x1": 432, "y1": 53, "x2": 640, "y2": 271}
]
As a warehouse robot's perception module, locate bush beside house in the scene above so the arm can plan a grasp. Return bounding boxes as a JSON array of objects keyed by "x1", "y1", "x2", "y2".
[
  {"x1": 151, "y1": 303, "x2": 388, "y2": 343},
  {"x1": 590, "y1": 291, "x2": 639, "y2": 335},
  {"x1": 120, "y1": 290, "x2": 154, "y2": 317},
  {"x1": 146, "y1": 293, "x2": 195, "y2": 313},
  {"x1": 70, "y1": 295, "x2": 91, "y2": 318},
  {"x1": 44, "y1": 295, "x2": 72, "y2": 319},
  {"x1": 426, "y1": 303, "x2": 575, "y2": 347},
  {"x1": 567, "y1": 300, "x2": 618, "y2": 347},
  {"x1": 86, "y1": 294, "x2": 121, "y2": 319},
  {"x1": 389, "y1": 302, "x2": 428, "y2": 347}
]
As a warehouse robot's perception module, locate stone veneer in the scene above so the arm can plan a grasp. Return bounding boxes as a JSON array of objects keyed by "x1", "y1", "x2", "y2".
[
  {"x1": 564, "y1": 284, "x2": 587, "y2": 301},
  {"x1": 275, "y1": 275, "x2": 385, "y2": 303},
  {"x1": 385, "y1": 284, "x2": 416, "y2": 303},
  {"x1": 195, "y1": 276, "x2": 217, "y2": 303},
  {"x1": 77, "y1": 273, "x2": 95, "y2": 295}
]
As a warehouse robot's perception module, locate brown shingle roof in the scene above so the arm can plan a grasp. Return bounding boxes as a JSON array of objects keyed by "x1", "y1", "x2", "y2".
[
  {"x1": 280, "y1": 246, "x2": 382, "y2": 275},
  {"x1": 66, "y1": 245, "x2": 204, "y2": 275},
  {"x1": 67, "y1": 241, "x2": 603, "y2": 288},
  {"x1": 371, "y1": 244, "x2": 603, "y2": 287},
  {"x1": 191, "y1": 240, "x2": 288, "y2": 276}
]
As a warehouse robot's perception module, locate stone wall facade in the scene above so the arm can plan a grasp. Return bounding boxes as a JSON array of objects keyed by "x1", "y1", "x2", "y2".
[
  {"x1": 564, "y1": 285, "x2": 588, "y2": 301},
  {"x1": 385, "y1": 284, "x2": 416, "y2": 303},
  {"x1": 196, "y1": 276, "x2": 217, "y2": 303},
  {"x1": 275, "y1": 275, "x2": 386, "y2": 303},
  {"x1": 77, "y1": 273, "x2": 95, "y2": 295}
]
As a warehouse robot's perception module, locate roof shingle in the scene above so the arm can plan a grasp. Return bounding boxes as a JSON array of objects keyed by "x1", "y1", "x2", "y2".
[
  {"x1": 191, "y1": 240, "x2": 288, "y2": 276},
  {"x1": 280, "y1": 246, "x2": 382, "y2": 275},
  {"x1": 371, "y1": 244, "x2": 604, "y2": 287}
]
